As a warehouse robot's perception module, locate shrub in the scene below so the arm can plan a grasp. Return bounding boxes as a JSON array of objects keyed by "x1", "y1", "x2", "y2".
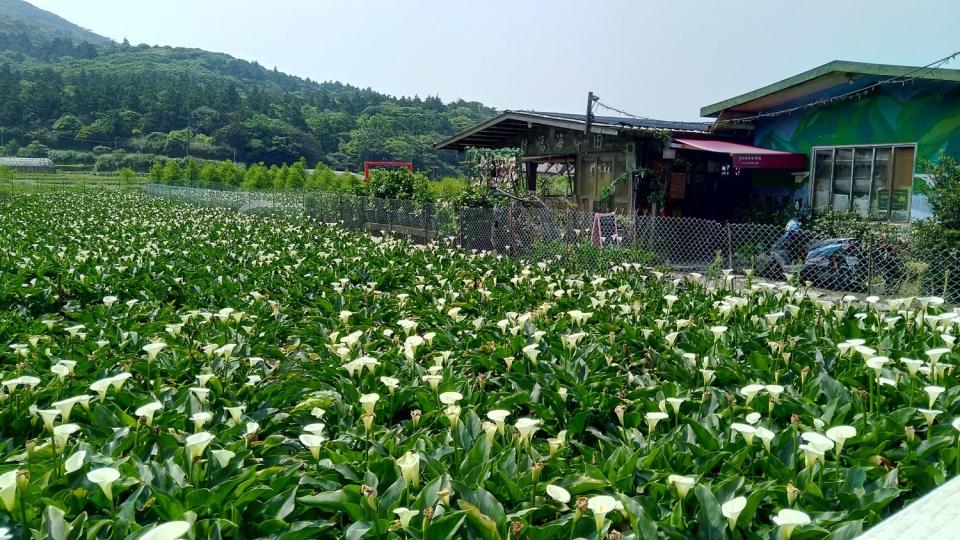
[
  {"x1": 367, "y1": 167, "x2": 430, "y2": 201},
  {"x1": 921, "y1": 154, "x2": 960, "y2": 229}
]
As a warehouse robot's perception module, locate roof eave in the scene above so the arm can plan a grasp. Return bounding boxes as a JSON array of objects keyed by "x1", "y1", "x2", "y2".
[
  {"x1": 700, "y1": 60, "x2": 960, "y2": 117},
  {"x1": 433, "y1": 110, "x2": 621, "y2": 150}
]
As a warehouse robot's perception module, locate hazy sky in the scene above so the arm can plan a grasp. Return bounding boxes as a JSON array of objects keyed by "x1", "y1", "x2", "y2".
[{"x1": 28, "y1": 0, "x2": 960, "y2": 120}]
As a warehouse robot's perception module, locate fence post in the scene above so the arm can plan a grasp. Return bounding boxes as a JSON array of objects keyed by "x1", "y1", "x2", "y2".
[{"x1": 866, "y1": 235, "x2": 875, "y2": 296}]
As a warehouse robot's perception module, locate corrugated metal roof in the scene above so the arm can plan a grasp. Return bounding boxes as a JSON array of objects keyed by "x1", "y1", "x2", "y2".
[
  {"x1": 526, "y1": 111, "x2": 710, "y2": 132},
  {"x1": 435, "y1": 110, "x2": 710, "y2": 151}
]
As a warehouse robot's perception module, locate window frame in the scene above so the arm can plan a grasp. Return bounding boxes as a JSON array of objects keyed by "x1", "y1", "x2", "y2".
[{"x1": 808, "y1": 143, "x2": 917, "y2": 222}]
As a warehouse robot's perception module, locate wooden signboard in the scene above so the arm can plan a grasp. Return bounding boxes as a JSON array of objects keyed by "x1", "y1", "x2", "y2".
[{"x1": 668, "y1": 173, "x2": 687, "y2": 200}]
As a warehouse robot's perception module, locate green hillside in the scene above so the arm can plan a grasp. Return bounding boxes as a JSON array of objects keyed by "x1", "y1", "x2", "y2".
[
  {"x1": 0, "y1": 0, "x2": 112, "y2": 45},
  {"x1": 0, "y1": 0, "x2": 495, "y2": 175}
]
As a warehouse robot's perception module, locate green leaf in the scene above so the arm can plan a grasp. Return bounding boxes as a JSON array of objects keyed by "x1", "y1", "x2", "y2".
[
  {"x1": 694, "y1": 484, "x2": 727, "y2": 540},
  {"x1": 42, "y1": 504, "x2": 72, "y2": 540},
  {"x1": 823, "y1": 520, "x2": 863, "y2": 540},
  {"x1": 458, "y1": 500, "x2": 502, "y2": 540},
  {"x1": 426, "y1": 511, "x2": 466, "y2": 540},
  {"x1": 344, "y1": 519, "x2": 373, "y2": 540}
]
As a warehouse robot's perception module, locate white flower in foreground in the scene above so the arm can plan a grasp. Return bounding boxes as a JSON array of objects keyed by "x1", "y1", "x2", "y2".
[
  {"x1": 515, "y1": 418, "x2": 540, "y2": 446},
  {"x1": 668, "y1": 474, "x2": 696, "y2": 498},
  {"x1": 487, "y1": 410, "x2": 510, "y2": 434},
  {"x1": 772, "y1": 508, "x2": 811, "y2": 539},
  {"x1": 403, "y1": 335, "x2": 424, "y2": 360},
  {"x1": 36, "y1": 409, "x2": 61, "y2": 432},
  {"x1": 546, "y1": 484, "x2": 571, "y2": 504},
  {"x1": 756, "y1": 426, "x2": 775, "y2": 452},
  {"x1": 185, "y1": 431, "x2": 214, "y2": 460},
  {"x1": 65, "y1": 450, "x2": 86, "y2": 473},
  {"x1": 587, "y1": 495, "x2": 617, "y2": 532},
  {"x1": 52, "y1": 423, "x2": 80, "y2": 453},
  {"x1": 740, "y1": 384, "x2": 765, "y2": 405},
  {"x1": 927, "y1": 348, "x2": 951, "y2": 364},
  {"x1": 918, "y1": 408, "x2": 943, "y2": 428},
  {"x1": 139, "y1": 521, "x2": 191, "y2": 540},
  {"x1": 299, "y1": 434, "x2": 326, "y2": 460},
  {"x1": 439, "y1": 391, "x2": 463, "y2": 406},
  {"x1": 522, "y1": 343, "x2": 540, "y2": 363},
  {"x1": 0, "y1": 471, "x2": 16, "y2": 512},
  {"x1": 801, "y1": 431, "x2": 834, "y2": 452},
  {"x1": 710, "y1": 326, "x2": 728, "y2": 340},
  {"x1": 731, "y1": 423, "x2": 757, "y2": 446},
  {"x1": 393, "y1": 507, "x2": 419, "y2": 528},
  {"x1": 901, "y1": 358, "x2": 924, "y2": 376},
  {"x1": 86, "y1": 467, "x2": 121, "y2": 501},
  {"x1": 396, "y1": 451, "x2": 420, "y2": 488},
  {"x1": 924, "y1": 385, "x2": 946, "y2": 408},
  {"x1": 135, "y1": 402, "x2": 163, "y2": 426},
  {"x1": 825, "y1": 425, "x2": 857, "y2": 455},
  {"x1": 143, "y1": 342, "x2": 166, "y2": 361},
  {"x1": 224, "y1": 405, "x2": 245, "y2": 425},
  {"x1": 865, "y1": 356, "x2": 888, "y2": 376},
  {"x1": 665, "y1": 397, "x2": 685, "y2": 415},
  {"x1": 645, "y1": 411, "x2": 669, "y2": 434},
  {"x1": 721, "y1": 496, "x2": 747, "y2": 529},
  {"x1": 190, "y1": 411, "x2": 213, "y2": 432},
  {"x1": 359, "y1": 393, "x2": 380, "y2": 413},
  {"x1": 380, "y1": 376, "x2": 400, "y2": 393}
]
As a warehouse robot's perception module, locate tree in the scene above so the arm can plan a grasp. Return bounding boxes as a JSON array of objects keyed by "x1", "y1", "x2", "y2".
[
  {"x1": 923, "y1": 155, "x2": 960, "y2": 229},
  {"x1": 118, "y1": 167, "x2": 136, "y2": 185},
  {"x1": 287, "y1": 158, "x2": 307, "y2": 189},
  {"x1": 148, "y1": 163, "x2": 163, "y2": 182},
  {"x1": 161, "y1": 160, "x2": 183, "y2": 184},
  {"x1": 18, "y1": 140, "x2": 50, "y2": 158}
]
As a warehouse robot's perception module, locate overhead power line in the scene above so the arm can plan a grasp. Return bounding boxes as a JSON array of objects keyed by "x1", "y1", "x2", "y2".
[{"x1": 590, "y1": 50, "x2": 960, "y2": 128}]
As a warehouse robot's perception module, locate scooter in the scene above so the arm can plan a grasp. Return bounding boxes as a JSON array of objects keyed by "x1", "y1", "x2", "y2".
[{"x1": 758, "y1": 219, "x2": 904, "y2": 292}]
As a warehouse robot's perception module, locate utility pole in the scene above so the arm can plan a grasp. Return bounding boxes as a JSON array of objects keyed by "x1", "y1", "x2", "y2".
[{"x1": 585, "y1": 91, "x2": 599, "y2": 134}]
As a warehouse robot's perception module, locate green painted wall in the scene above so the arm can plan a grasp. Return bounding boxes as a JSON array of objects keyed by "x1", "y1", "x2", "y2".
[{"x1": 751, "y1": 79, "x2": 960, "y2": 220}]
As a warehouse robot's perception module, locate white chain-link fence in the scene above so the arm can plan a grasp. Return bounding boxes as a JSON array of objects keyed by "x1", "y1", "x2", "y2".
[{"x1": 144, "y1": 184, "x2": 960, "y2": 302}]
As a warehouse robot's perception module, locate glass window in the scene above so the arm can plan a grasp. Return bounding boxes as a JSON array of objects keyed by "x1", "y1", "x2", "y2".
[
  {"x1": 811, "y1": 145, "x2": 914, "y2": 222},
  {"x1": 871, "y1": 148, "x2": 890, "y2": 219},
  {"x1": 852, "y1": 148, "x2": 873, "y2": 216},
  {"x1": 812, "y1": 149, "x2": 833, "y2": 210},
  {"x1": 890, "y1": 146, "x2": 915, "y2": 222}
]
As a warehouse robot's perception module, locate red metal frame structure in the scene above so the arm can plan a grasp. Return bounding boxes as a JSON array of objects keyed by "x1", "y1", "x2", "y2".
[{"x1": 363, "y1": 161, "x2": 414, "y2": 181}]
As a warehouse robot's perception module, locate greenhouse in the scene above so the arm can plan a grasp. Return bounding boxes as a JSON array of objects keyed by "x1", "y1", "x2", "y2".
[{"x1": 0, "y1": 156, "x2": 55, "y2": 173}]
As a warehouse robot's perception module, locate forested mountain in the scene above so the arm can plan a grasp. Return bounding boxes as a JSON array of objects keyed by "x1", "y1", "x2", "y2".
[{"x1": 0, "y1": 0, "x2": 496, "y2": 174}]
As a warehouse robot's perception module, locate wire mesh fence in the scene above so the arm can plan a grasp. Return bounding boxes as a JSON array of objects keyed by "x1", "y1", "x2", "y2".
[{"x1": 144, "y1": 184, "x2": 960, "y2": 302}]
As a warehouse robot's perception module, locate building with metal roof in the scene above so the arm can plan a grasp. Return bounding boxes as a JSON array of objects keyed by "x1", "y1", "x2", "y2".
[
  {"x1": 435, "y1": 109, "x2": 797, "y2": 220},
  {"x1": 0, "y1": 156, "x2": 55, "y2": 173},
  {"x1": 703, "y1": 60, "x2": 960, "y2": 222}
]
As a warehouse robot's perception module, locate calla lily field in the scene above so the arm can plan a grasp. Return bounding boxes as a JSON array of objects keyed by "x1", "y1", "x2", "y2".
[{"x1": 1, "y1": 190, "x2": 959, "y2": 539}]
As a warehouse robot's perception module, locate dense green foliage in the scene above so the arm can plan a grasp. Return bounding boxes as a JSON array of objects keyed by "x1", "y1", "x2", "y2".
[
  {"x1": 0, "y1": 190, "x2": 959, "y2": 539},
  {"x1": 0, "y1": 0, "x2": 495, "y2": 174},
  {"x1": 367, "y1": 168, "x2": 431, "y2": 201}
]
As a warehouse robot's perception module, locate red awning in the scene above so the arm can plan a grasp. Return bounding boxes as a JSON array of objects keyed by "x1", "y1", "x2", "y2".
[{"x1": 674, "y1": 138, "x2": 807, "y2": 169}]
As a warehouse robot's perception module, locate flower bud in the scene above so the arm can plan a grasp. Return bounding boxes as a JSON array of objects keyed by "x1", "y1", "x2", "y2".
[
  {"x1": 786, "y1": 483, "x2": 799, "y2": 506},
  {"x1": 16, "y1": 470, "x2": 29, "y2": 493},
  {"x1": 531, "y1": 461, "x2": 543, "y2": 483}
]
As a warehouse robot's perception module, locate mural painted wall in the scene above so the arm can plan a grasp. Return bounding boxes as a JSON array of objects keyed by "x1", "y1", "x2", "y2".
[{"x1": 751, "y1": 78, "x2": 960, "y2": 220}]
